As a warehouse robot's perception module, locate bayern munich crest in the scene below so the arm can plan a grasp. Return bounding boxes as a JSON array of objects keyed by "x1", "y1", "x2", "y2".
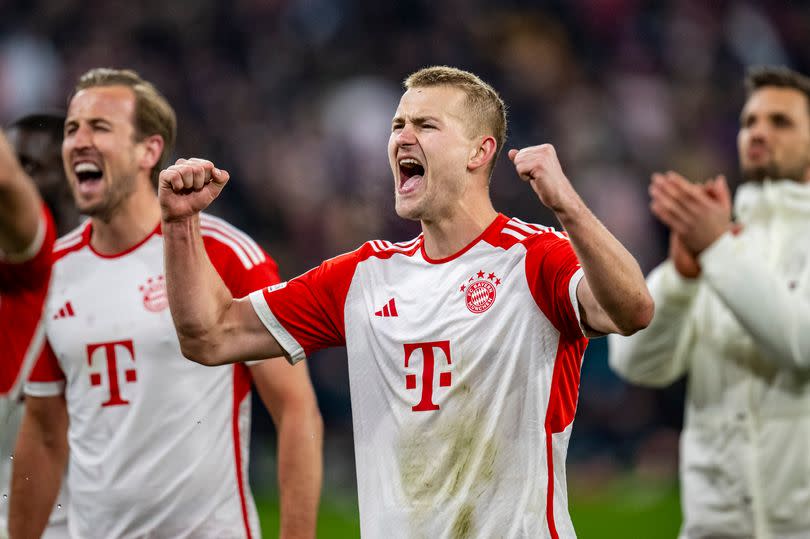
[
  {"x1": 459, "y1": 270, "x2": 502, "y2": 314},
  {"x1": 138, "y1": 275, "x2": 169, "y2": 313}
]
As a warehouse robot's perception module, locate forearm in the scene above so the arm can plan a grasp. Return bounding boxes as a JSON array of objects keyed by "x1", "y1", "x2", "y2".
[
  {"x1": 557, "y1": 196, "x2": 653, "y2": 334},
  {"x1": 276, "y1": 405, "x2": 323, "y2": 539},
  {"x1": 608, "y1": 261, "x2": 696, "y2": 386},
  {"x1": 9, "y1": 408, "x2": 67, "y2": 538},
  {"x1": 162, "y1": 216, "x2": 236, "y2": 360},
  {"x1": 700, "y1": 232, "x2": 810, "y2": 371}
]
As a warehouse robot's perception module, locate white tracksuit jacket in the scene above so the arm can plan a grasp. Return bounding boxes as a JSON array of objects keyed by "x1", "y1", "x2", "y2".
[{"x1": 610, "y1": 179, "x2": 810, "y2": 539}]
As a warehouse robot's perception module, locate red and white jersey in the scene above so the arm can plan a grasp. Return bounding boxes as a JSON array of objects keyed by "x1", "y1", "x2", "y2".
[
  {"x1": 250, "y1": 214, "x2": 589, "y2": 539},
  {"x1": 0, "y1": 205, "x2": 66, "y2": 533},
  {"x1": 26, "y1": 213, "x2": 277, "y2": 539}
]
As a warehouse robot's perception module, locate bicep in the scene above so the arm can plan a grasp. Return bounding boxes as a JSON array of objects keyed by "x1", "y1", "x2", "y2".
[
  {"x1": 576, "y1": 277, "x2": 620, "y2": 337},
  {"x1": 218, "y1": 296, "x2": 287, "y2": 363}
]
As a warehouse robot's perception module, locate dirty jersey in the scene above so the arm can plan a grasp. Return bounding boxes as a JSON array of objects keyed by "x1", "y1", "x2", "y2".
[{"x1": 250, "y1": 214, "x2": 589, "y2": 539}]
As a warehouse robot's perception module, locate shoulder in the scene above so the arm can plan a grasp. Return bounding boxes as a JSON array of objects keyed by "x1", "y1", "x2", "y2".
[
  {"x1": 298, "y1": 236, "x2": 422, "y2": 283},
  {"x1": 199, "y1": 213, "x2": 268, "y2": 270},
  {"x1": 490, "y1": 216, "x2": 568, "y2": 251},
  {"x1": 53, "y1": 221, "x2": 91, "y2": 263}
]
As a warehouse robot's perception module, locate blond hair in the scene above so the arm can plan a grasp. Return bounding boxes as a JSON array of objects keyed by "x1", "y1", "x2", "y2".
[
  {"x1": 72, "y1": 68, "x2": 176, "y2": 188},
  {"x1": 404, "y1": 66, "x2": 507, "y2": 174}
]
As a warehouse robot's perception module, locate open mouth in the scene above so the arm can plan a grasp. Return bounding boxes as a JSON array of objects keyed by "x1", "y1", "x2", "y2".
[
  {"x1": 75, "y1": 161, "x2": 103, "y2": 182},
  {"x1": 398, "y1": 158, "x2": 425, "y2": 193},
  {"x1": 73, "y1": 161, "x2": 104, "y2": 195}
]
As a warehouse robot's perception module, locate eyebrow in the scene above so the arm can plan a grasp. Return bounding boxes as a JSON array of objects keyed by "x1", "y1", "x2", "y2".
[{"x1": 391, "y1": 115, "x2": 442, "y2": 125}]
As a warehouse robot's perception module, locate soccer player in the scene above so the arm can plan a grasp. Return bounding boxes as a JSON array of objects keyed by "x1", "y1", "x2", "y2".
[
  {"x1": 1, "y1": 113, "x2": 76, "y2": 539},
  {"x1": 10, "y1": 68, "x2": 323, "y2": 539},
  {"x1": 610, "y1": 66, "x2": 810, "y2": 538},
  {"x1": 159, "y1": 66, "x2": 653, "y2": 538}
]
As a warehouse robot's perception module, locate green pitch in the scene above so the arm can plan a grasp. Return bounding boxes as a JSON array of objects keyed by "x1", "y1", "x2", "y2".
[{"x1": 255, "y1": 478, "x2": 680, "y2": 538}]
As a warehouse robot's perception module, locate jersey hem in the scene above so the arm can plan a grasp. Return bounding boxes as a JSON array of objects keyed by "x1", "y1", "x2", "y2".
[
  {"x1": 24, "y1": 380, "x2": 65, "y2": 397},
  {"x1": 567, "y1": 267, "x2": 586, "y2": 338},
  {"x1": 249, "y1": 289, "x2": 306, "y2": 364}
]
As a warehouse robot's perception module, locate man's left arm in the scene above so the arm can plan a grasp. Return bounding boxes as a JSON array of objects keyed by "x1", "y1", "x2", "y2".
[
  {"x1": 249, "y1": 359, "x2": 323, "y2": 539},
  {"x1": 510, "y1": 145, "x2": 654, "y2": 336}
]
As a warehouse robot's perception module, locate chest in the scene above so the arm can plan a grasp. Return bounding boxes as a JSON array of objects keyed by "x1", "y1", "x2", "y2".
[{"x1": 45, "y1": 244, "x2": 178, "y2": 380}]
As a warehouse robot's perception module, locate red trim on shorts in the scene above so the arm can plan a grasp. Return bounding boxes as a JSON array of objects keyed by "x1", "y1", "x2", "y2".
[{"x1": 232, "y1": 364, "x2": 253, "y2": 539}]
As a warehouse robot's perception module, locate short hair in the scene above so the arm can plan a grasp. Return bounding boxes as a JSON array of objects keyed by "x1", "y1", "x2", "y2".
[
  {"x1": 745, "y1": 65, "x2": 810, "y2": 115},
  {"x1": 404, "y1": 66, "x2": 507, "y2": 175},
  {"x1": 7, "y1": 112, "x2": 65, "y2": 142},
  {"x1": 71, "y1": 68, "x2": 176, "y2": 188}
]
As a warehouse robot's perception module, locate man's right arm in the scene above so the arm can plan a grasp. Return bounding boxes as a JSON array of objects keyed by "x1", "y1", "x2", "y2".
[
  {"x1": 9, "y1": 395, "x2": 68, "y2": 539},
  {"x1": 160, "y1": 159, "x2": 285, "y2": 366},
  {"x1": 608, "y1": 256, "x2": 696, "y2": 387},
  {"x1": 0, "y1": 132, "x2": 41, "y2": 257}
]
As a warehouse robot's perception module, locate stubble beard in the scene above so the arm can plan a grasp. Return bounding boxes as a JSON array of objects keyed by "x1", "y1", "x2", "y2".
[
  {"x1": 742, "y1": 157, "x2": 809, "y2": 183},
  {"x1": 79, "y1": 171, "x2": 138, "y2": 223}
]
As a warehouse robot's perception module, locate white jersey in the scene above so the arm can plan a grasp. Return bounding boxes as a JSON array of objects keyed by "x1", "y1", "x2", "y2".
[
  {"x1": 26, "y1": 214, "x2": 278, "y2": 539},
  {"x1": 250, "y1": 214, "x2": 588, "y2": 538}
]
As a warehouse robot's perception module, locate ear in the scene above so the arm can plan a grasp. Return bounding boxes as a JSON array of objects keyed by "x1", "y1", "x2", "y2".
[
  {"x1": 467, "y1": 135, "x2": 497, "y2": 173},
  {"x1": 138, "y1": 134, "x2": 165, "y2": 171}
]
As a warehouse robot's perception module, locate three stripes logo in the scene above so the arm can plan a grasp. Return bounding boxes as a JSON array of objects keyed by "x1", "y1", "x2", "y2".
[
  {"x1": 53, "y1": 301, "x2": 76, "y2": 320},
  {"x1": 374, "y1": 298, "x2": 399, "y2": 317}
]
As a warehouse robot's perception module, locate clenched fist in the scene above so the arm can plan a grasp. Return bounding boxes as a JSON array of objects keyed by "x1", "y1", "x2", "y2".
[
  {"x1": 159, "y1": 158, "x2": 230, "y2": 222},
  {"x1": 508, "y1": 144, "x2": 579, "y2": 214}
]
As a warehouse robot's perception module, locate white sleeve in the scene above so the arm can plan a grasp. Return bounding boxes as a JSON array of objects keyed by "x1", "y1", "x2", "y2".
[
  {"x1": 608, "y1": 260, "x2": 697, "y2": 387},
  {"x1": 698, "y1": 231, "x2": 810, "y2": 371}
]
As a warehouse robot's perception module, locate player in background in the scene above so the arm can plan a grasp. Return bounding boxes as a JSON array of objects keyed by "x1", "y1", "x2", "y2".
[
  {"x1": 10, "y1": 68, "x2": 323, "y2": 539},
  {"x1": 7, "y1": 114, "x2": 81, "y2": 237},
  {"x1": 1, "y1": 112, "x2": 77, "y2": 539},
  {"x1": 610, "y1": 66, "x2": 810, "y2": 538},
  {"x1": 159, "y1": 66, "x2": 653, "y2": 538}
]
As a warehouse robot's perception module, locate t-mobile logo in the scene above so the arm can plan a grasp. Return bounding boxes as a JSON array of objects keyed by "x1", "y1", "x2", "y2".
[
  {"x1": 86, "y1": 340, "x2": 137, "y2": 407},
  {"x1": 404, "y1": 340, "x2": 452, "y2": 412}
]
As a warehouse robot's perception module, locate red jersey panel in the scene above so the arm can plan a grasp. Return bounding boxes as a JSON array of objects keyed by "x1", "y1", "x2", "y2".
[{"x1": 0, "y1": 204, "x2": 55, "y2": 396}]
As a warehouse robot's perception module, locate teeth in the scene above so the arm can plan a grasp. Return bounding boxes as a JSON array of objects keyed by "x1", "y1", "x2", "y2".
[
  {"x1": 74, "y1": 162, "x2": 101, "y2": 173},
  {"x1": 399, "y1": 158, "x2": 420, "y2": 167}
]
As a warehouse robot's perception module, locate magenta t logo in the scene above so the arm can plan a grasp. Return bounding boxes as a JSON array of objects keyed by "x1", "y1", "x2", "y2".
[
  {"x1": 86, "y1": 340, "x2": 137, "y2": 407},
  {"x1": 404, "y1": 340, "x2": 452, "y2": 412}
]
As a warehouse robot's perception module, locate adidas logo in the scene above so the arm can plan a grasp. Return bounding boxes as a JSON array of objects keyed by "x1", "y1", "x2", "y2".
[
  {"x1": 53, "y1": 301, "x2": 75, "y2": 320},
  {"x1": 374, "y1": 298, "x2": 398, "y2": 317}
]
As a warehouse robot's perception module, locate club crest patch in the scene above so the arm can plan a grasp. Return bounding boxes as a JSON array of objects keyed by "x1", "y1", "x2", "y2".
[
  {"x1": 459, "y1": 270, "x2": 501, "y2": 314},
  {"x1": 139, "y1": 275, "x2": 168, "y2": 312}
]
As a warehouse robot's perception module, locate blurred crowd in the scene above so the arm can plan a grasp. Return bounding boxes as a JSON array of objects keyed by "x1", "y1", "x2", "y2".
[{"x1": 3, "y1": 0, "x2": 809, "y2": 497}]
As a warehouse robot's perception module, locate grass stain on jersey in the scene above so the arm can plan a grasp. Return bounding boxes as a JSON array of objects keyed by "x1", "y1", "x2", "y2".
[
  {"x1": 398, "y1": 402, "x2": 499, "y2": 536},
  {"x1": 451, "y1": 504, "x2": 474, "y2": 539}
]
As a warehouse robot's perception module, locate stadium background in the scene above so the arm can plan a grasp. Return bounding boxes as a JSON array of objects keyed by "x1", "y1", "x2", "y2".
[{"x1": 2, "y1": 1, "x2": 810, "y2": 536}]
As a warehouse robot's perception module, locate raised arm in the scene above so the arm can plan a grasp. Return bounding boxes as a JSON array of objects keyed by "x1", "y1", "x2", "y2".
[
  {"x1": 509, "y1": 145, "x2": 653, "y2": 336},
  {"x1": 0, "y1": 131, "x2": 42, "y2": 257},
  {"x1": 159, "y1": 158, "x2": 284, "y2": 365}
]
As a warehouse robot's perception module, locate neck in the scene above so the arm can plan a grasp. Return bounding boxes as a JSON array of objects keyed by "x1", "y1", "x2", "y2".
[
  {"x1": 89, "y1": 186, "x2": 161, "y2": 256},
  {"x1": 420, "y1": 192, "x2": 498, "y2": 260}
]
